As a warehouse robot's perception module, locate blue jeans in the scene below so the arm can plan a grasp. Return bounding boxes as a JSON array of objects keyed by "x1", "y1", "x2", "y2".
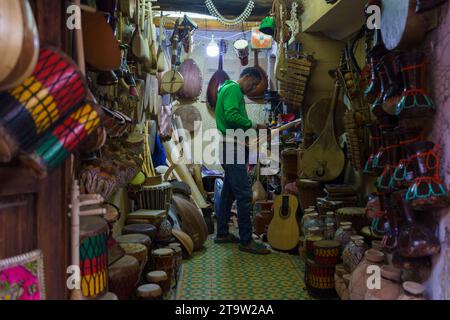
[{"x1": 216, "y1": 163, "x2": 253, "y2": 245}]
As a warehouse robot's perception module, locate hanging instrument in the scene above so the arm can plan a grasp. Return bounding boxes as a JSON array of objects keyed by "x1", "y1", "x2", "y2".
[
  {"x1": 300, "y1": 69, "x2": 345, "y2": 181},
  {"x1": 206, "y1": 39, "x2": 230, "y2": 111}
]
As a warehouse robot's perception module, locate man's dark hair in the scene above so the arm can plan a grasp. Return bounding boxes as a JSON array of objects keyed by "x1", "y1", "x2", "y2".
[{"x1": 240, "y1": 67, "x2": 262, "y2": 82}]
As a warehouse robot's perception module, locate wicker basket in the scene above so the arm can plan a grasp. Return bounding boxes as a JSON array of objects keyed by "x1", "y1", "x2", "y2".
[{"x1": 297, "y1": 179, "x2": 324, "y2": 212}]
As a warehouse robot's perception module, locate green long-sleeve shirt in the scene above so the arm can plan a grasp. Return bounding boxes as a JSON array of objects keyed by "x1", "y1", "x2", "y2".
[{"x1": 215, "y1": 80, "x2": 254, "y2": 135}]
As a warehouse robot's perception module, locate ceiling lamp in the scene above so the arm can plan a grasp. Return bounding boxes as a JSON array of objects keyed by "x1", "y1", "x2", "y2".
[
  {"x1": 206, "y1": 35, "x2": 219, "y2": 57},
  {"x1": 205, "y1": 0, "x2": 255, "y2": 26}
]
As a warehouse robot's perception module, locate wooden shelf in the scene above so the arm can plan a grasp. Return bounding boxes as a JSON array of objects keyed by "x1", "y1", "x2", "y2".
[{"x1": 301, "y1": 0, "x2": 367, "y2": 40}]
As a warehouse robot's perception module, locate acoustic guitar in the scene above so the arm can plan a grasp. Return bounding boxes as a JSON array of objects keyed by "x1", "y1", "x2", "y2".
[{"x1": 267, "y1": 194, "x2": 300, "y2": 251}]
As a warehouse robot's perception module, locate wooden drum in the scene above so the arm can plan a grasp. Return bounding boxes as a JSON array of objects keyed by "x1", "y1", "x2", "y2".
[
  {"x1": 126, "y1": 209, "x2": 167, "y2": 228},
  {"x1": 119, "y1": 243, "x2": 148, "y2": 281},
  {"x1": 122, "y1": 223, "x2": 158, "y2": 241},
  {"x1": 79, "y1": 216, "x2": 109, "y2": 299},
  {"x1": 108, "y1": 255, "x2": 140, "y2": 300},
  {"x1": 136, "y1": 284, "x2": 162, "y2": 300},
  {"x1": 116, "y1": 234, "x2": 152, "y2": 254},
  {"x1": 151, "y1": 248, "x2": 174, "y2": 296},
  {"x1": 313, "y1": 240, "x2": 341, "y2": 267},
  {"x1": 146, "y1": 270, "x2": 168, "y2": 297},
  {"x1": 139, "y1": 182, "x2": 172, "y2": 211},
  {"x1": 168, "y1": 245, "x2": 183, "y2": 288},
  {"x1": 305, "y1": 259, "x2": 337, "y2": 299}
]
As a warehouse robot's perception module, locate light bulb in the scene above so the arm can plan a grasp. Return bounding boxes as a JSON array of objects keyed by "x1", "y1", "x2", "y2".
[{"x1": 206, "y1": 35, "x2": 219, "y2": 57}]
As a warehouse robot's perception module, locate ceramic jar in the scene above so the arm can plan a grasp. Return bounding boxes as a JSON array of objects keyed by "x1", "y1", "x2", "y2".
[
  {"x1": 398, "y1": 281, "x2": 426, "y2": 300},
  {"x1": 349, "y1": 249, "x2": 385, "y2": 300},
  {"x1": 342, "y1": 236, "x2": 369, "y2": 273},
  {"x1": 324, "y1": 223, "x2": 336, "y2": 240},
  {"x1": 365, "y1": 265, "x2": 403, "y2": 300},
  {"x1": 302, "y1": 213, "x2": 323, "y2": 236},
  {"x1": 334, "y1": 223, "x2": 356, "y2": 248},
  {"x1": 325, "y1": 211, "x2": 336, "y2": 226}
]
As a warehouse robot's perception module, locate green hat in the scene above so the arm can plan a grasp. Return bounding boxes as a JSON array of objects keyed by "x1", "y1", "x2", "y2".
[{"x1": 259, "y1": 16, "x2": 275, "y2": 36}]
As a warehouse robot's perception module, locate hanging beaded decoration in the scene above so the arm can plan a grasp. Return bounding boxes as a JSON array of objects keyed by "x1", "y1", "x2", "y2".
[{"x1": 205, "y1": 0, "x2": 255, "y2": 27}]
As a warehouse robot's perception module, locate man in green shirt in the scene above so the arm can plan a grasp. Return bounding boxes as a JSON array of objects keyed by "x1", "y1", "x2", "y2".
[{"x1": 214, "y1": 67, "x2": 270, "y2": 255}]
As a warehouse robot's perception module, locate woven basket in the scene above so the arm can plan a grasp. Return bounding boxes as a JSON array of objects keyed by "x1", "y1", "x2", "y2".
[{"x1": 297, "y1": 179, "x2": 324, "y2": 212}]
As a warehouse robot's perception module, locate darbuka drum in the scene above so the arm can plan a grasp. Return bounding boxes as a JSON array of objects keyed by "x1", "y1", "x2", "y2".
[
  {"x1": 305, "y1": 259, "x2": 336, "y2": 299},
  {"x1": 108, "y1": 255, "x2": 140, "y2": 300},
  {"x1": 151, "y1": 248, "x2": 174, "y2": 296},
  {"x1": 0, "y1": 47, "x2": 86, "y2": 163},
  {"x1": 79, "y1": 216, "x2": 109, "y2": 299},
  {"x1": 122, "y1": 223, "x2": 158, "y2": 241},
  {"x1": 233, "y1": 39, "x2": 249, "y2": 66},
  {"x1": 139, "y1": 182, "x2": 172, "y2": 211},
  {"x1": 146, "y1": 270, "x2": 168, "y2": 296},
  {"x1": 119, "y1": 243, "x2": 148, "y2": 280},
  {"x1": 136, "y1": 284, "x2": 162, "y2": 300},
  {"x1": 126, "y1": 209, "x2": 166, "y2": 228},
  {"x1": 116, "y1": 234, "x2": 152, "y2": 255},
  {"x1": 168, "y1": 245, "x2": 183, "y2": 288},
  {"x1": 313, "y1": 240, "x2": 341, "y2": 267}
]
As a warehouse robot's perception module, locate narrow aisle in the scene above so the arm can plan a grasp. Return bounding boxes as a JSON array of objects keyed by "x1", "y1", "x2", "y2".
[{"x1": 171, "y1": 237, "x2": 311, "y2": 300}]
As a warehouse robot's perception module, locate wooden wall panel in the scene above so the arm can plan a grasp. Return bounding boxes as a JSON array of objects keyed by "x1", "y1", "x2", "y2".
[
  {"x1": 0, "y1": 194, "x2": 37, "y2": 258},
  {"x1": 0, "y1": 0, "x2": 70, "y2": 300}
]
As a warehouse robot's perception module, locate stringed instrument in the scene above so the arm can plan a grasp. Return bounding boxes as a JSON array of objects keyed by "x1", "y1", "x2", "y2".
[
  {"x1": 206, "y1": 39, "x2": 230, "y2": 111},
  {"x1": 252, "y1": 162, "x2": 267, "y2": 204},
  {"x1": 300, "y1": 69, "x2": 345, "y2": 181},
  {"x1": 267, "y1": 194, "x2": 300, "y2": 251},
  {"x1": 274, "y1": 4, "x2": 288, "y2": 82},
  {"x1": 160, "y1": 18, "x2": 184, "y2": 94},
  {"x1": 156, "y1": 14, "x2": 169, "y2": 72},
  {"x1": 247, "y1": 50, "x2": 269, "y2": 103},
  {"x1": 130, "y1": 0, "x2": 150, "y2": 62}
]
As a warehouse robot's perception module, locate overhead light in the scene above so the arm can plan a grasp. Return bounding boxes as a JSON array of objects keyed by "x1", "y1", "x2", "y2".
[{"x1": 206, "y1": 35, "x2": 219, "y2": 57}]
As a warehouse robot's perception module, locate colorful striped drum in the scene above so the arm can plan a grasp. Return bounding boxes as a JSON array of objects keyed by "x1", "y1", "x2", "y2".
[
  {"x1": 21, "y1": 102, "x2": 101, "y2": 178},
  {"x1": 0, "y1": 47, "x2": 86, "y2": 162},
  {"x1": 313, "y1": 240, "x2": 341, "y2": 267},
  {"x1": 305, "y1": 259, "x2": 337, "y2": 299},
  {"x1": 79, "y1": 216, "x2": 109, "y2": 299}
]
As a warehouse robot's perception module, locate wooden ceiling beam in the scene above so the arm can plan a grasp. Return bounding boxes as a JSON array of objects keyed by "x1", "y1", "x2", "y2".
[{"x1": 153, "y1": 17, "x2": 263, "y2": 31}]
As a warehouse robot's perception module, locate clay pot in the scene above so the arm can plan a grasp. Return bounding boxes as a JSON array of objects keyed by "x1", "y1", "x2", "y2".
[
  {"x1": 398, "y1": 281, "x2": 426, "y2": 300},
  {"x1": 349, "y1": 249, "x2": 385, "y2": 300},
  {"x1": 334, "y1": 224, "x2": 356, "y2": 248},
  {"x1": 365, "y1": 265, "x2": 403, "y2": 300}
]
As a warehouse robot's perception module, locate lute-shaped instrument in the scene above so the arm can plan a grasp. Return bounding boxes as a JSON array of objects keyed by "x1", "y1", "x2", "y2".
[{"x1": 300, "y1": 67, "x2": 345, "y2": 181}]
